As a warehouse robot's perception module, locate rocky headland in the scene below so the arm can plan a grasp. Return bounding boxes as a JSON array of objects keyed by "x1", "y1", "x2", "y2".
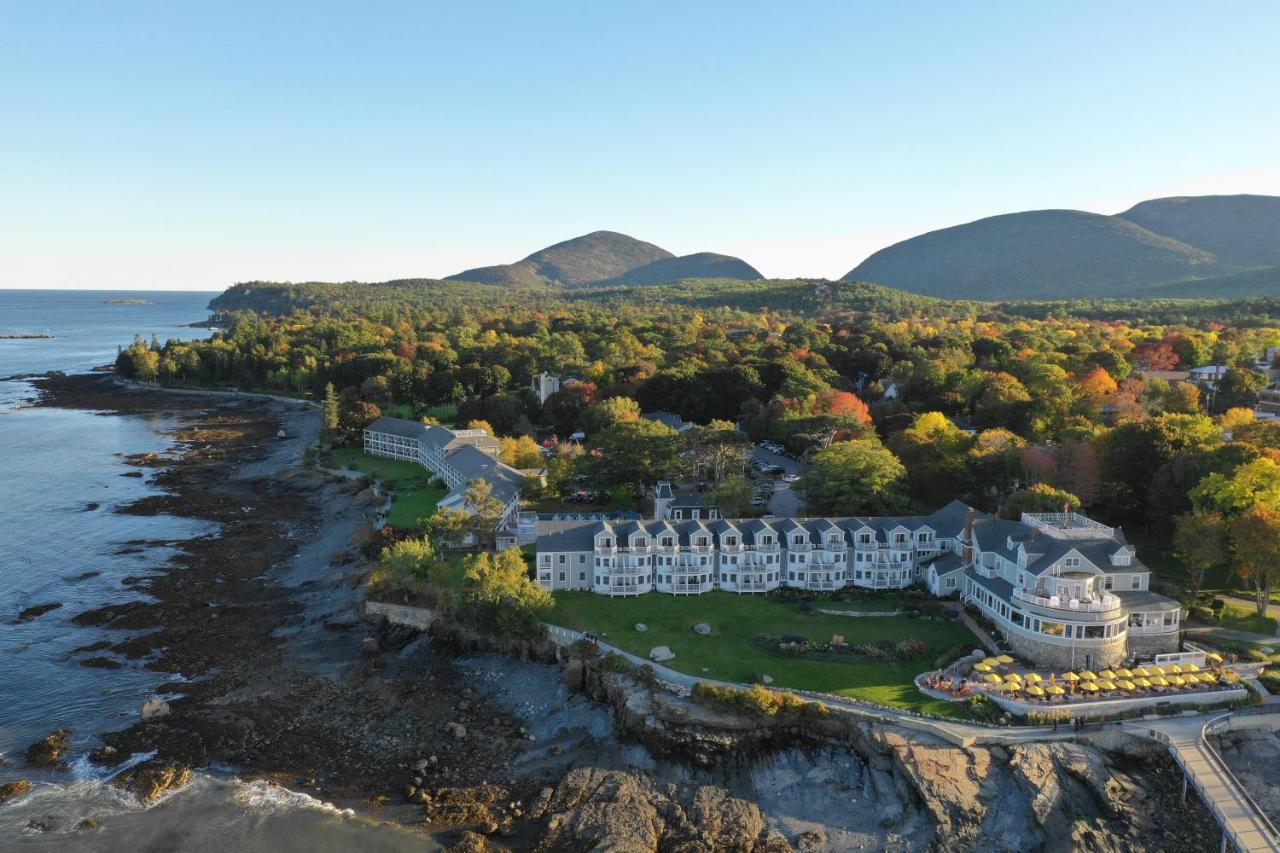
[{"x1": 10, "y1": 373, "x2": 1229, "y2": 851}]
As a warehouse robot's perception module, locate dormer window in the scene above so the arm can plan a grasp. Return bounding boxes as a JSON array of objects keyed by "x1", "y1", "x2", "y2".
[
  {"x1": 695, "y1": 537, "x2": 709, "y2": 547},
  {"x1": 661, "y1": 536, "x2": 674, "y2": 548},
  {"x1": 1112, "y1": 551, "x2": 1132, "y2": 566},
  {"x1": 894, "y1": 533, "x2": 907, "y2": 544},
  {"x1": 724, "y1": 536, "x2": 737, "y2": 547},
  {"x1": 859, "y1": 533, "x2": 872, "y2": 544},
  {"x1": 635, "y1": 536, "x2": 648, "y2": 548},
  {"x1": 601, "y1": 538, "x2": 614, "y2": 548},
  {"x1": 793, "y1": 535, "x2": 805, "y2": 545},
  {"x1": 760, "y1": 535, "x2": 773, "y2": 546},
  {"x1": 917, "y1": 532, "x2": 932, "y2": 543},
  {"x1": 1063, "y1": 557, "x2": 1081, "y2": 568}
]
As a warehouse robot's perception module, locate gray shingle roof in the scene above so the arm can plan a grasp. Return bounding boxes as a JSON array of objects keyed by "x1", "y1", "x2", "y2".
[{"x1": 365, "y1": 416, "x2": 427, "y2": 441}]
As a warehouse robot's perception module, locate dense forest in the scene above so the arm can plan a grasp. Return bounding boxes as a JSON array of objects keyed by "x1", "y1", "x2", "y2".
[{"x1": 120, "y1": 277, "x2": 1280, "y2": 613}]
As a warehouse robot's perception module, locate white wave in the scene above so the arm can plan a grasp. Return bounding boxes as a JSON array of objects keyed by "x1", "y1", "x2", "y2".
[{"x1": 233, "y1": 780, "x2": 356, "y2": 818}]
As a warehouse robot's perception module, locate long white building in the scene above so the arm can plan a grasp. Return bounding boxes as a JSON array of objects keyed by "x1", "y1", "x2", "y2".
[
  {"x1": 534, "y1": 500, "x2": 1183, "y2": 668},
  {"x1": 362, "y1": 417, "x2": 528, "y2": 537}
]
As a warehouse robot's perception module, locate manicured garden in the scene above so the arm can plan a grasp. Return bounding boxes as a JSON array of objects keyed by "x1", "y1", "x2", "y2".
[
  {"x1": 549, "y1": 590, "x2": 979, "y2": 717},
  {"x1": 327, "y1": 448, "x2": 447, "y2": 528}
]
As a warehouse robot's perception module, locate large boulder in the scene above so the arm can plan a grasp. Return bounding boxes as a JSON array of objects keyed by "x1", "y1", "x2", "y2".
[
  {"x1": 693, "y1": 623, "x2": 711, "y2": 636},
  {"x1": 635, "y1": 623, "x2": 648, "y2": 633},
  {"x1": 141, "y1": 698, "x2": 170, "y2": 721},
  {"x1": 649, "y1": 646, "x2": 676, "y2": 662},
  {"x1": 112, "y1": 760, "x2": 193, "y2": 805},
  {"x1": 24, "y1": 730, "x2": 70, "y2": 767},
  {"x1": 0, "y1": 780, "x2": 32, "y2": 804}
]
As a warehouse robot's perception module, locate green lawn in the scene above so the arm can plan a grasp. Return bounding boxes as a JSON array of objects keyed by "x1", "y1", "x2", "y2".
[
  {"x1": 327, "y1": 448, "x2": 447, "y2": 529},
  {"x1": 1216, "y1": 601, "x2": 1278, "y2": 636},
  {"x1": 379, "y1": 402, "x2": 459, "y2": 425},
  {"x1": 550, "y1": 590, "x2": 978, "y2": 717}
]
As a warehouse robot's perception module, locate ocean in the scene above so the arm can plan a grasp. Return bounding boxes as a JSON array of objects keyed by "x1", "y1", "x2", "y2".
[{"x1": 0, "y1": 291, "x2": 429, "y2": 850}]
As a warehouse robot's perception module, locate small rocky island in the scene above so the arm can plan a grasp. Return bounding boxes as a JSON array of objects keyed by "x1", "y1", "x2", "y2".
[
  {"x1": 0, "y1": 331, "x2": 54, "y2": 339},
  {"x1": 104, "y1": 297, "x2": 152, "y2": 304}
]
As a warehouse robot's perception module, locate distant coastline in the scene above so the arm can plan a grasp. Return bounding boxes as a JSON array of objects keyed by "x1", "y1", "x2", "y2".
[
  {"x1": 104, "y1": 297, "x2": 153, "y2": 304},
  {"x1": 0, "y1": 331, "x2": 54, "y2": 340}
]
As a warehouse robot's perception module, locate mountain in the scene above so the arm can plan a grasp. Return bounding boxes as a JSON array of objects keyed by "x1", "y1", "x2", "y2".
[
  {"x1": 599, "y1": 252, "x2": 762, "y2": 286},
  {"x1": 1136, "y1": 265, "x2": 1280, "y2": 300},
  {"x1": 1118, "y1": 195, "x2": 1280, "y2": 267},
  {"x1": 842, "y1": 209, "x2": 1227, "y2": 300},
  {"x1": 446, "y1": 231, "x2": 672, "y2": 288},
  {"x1": 446, "y1": 231, "x2": 760, "y2": 288}
]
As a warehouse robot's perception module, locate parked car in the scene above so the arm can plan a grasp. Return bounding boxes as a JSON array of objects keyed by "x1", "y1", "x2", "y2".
[{"x1": 782, "y1": 473, "x2": 800, "y2": 483}]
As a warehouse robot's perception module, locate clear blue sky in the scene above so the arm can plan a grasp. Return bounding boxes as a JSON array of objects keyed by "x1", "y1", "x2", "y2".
[{"x1": 2, "y1": 1, "x2": 1278, "y2": 290}]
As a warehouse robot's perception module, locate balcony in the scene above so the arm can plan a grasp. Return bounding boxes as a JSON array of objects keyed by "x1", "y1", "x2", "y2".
[
  {"x1": 655, "y1": 544, "x2": 679, "y2": 555},
  {"x1": 597, "y1": 583, "x2": 648, "y2": 596},
  {"x1": 805, "y1": 579, "x2": 840, "y2": 591},
  {"x1": 624, "y1": 544, "x2": 652, "y2": 555},
  {"x1": 854, "y1": 540, "x2": 876, "y2": 551},
  {"x1": 690, "y1": 544, "x2": 713, "y2": 554},
  {"x1": 1012, "y1": 589, "x2": 1122, "y2": 620},
  {"x1": 666, "y1": 582, "x2": 712, "y2": 594},
  {"x1": 824, "y1": 541, "x2": 848, "y2": 553},
  {"x1": 595, "y1": 545, "x2": 618, "y2": 554},
  {"x1": 721, "y1": 542, "x2": 744, "y2": 553},
  {"x1": 789, "y1": 542, "x2": 812, "y2": 552}
]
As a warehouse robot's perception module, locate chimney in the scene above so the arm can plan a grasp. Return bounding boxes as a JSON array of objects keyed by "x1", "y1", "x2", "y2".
[{"x1": 961, "y1": 510, "x2": 975, "y2": 566}]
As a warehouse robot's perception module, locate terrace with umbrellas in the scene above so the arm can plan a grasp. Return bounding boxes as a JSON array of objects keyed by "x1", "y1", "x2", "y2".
[{"x1": 964, "y1": 651, "x2": 1239, "y2": 707}]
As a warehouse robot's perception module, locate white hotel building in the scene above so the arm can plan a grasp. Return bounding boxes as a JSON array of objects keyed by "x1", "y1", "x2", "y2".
[
  {"x1": 362, "y1": 417, "x2": 530, "y2": 540},
  {"x1": 535, "y1": 498, "x2": 1183, "y2": 668}
]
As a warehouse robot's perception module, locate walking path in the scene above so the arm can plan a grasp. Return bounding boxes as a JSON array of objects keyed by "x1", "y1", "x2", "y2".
[
  {"x1": 1128, "y1": 712, "x2": 1280, "y2": 852},
  {"x1": 1187, "y1": 625, "x2": 1280, "y2": 646}
]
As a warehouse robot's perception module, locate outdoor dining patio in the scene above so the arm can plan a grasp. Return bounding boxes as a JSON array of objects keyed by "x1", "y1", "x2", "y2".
[{"x1": 970, "y1": 653, "x2": 1233, "y2": 704}]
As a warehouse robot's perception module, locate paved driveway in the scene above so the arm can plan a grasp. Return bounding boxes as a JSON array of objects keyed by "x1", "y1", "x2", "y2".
[{"x1": 749, "y1": 447, "x2": 803, "y2": 517}]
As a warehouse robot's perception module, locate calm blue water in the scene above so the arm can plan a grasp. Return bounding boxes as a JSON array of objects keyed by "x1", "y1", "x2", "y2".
[
  {"x1": 0, "y1": 291, "x2": 429, "y2": 850},
  {"x1": 0, "y1": 289, "x2": 217, "y2": 377}
]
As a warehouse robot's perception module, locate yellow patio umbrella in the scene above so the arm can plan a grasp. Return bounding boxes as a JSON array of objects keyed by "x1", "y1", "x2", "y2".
[
  {"x1": 1062, "y1": 672, "x2": 1081, "y2": 682},
  {"x1": 1024, "y1": 672, "x2": 1044, "y2": 683},
  {"x1": 1149, "y1": 676, "x2": 1169, "y2": 687},
  {"x1": 1045, "y1": 685, "x2": 1066, "y2": 695},
  {"x1": 1165, "y1": 663, "x2": 1183, "y2": 674},
  {"x1": 1117, "y1": 679, "x2": 1137, "y2": 690},
  {"x1": 984, "y1": 673, "x2": 1004, "y2": 683},
  {"x1": 1132, "y1": 666, "x2": 1150, "y2": 677},
  {"x1": 974, "y1": 662, "x2": 994, "y2": 672},
  {"x1": 1005, "y1": 672, "x2": 1023, "y2": 682},
  {"x1": 1200, "y1": 673, "x2": 1218, "y2": 684},
  {"x1": 1167, "y1": 675, "x2": 1186, "y2": 687},
  {"x1": 1079, "y1": 670, "x2": 1098, "y2": 680},
  {"x1": 1025, "y1": 685, "x2": 1046, "y2": 697},
  {"x1": 1147, "y1": 665, "x2": 1166, "y2": 676},
  {"x1": 1206, "y1": 652, "x2": 1224, "y2": 663},
  {"x1": 996, "y1": 654, "x2": 1014, "y2": 664},
  {"x1": 1115, "y1": 668, "x2": 1134, "y2": 678},
  {"x1": 1099, "y1": 669, "x2": 1118, "y2": 679},
  {"x1": 1134, "y1": 677, "x2": 1152, "y2": 688},
  {"x1": 1080, "y1": 681, "x2": 1099, "y2": 692},
  {"x1": 1183, "y1": 663, "x2": 1200, "y2": 673},
  {"x1": 1096, "y1": 679, "x2": 1118, "y2": 690}
]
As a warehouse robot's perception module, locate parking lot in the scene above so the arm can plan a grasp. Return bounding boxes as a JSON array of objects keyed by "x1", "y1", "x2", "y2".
[{"x1": 749, "y1": 443, "x2": 803, "y2": 518}]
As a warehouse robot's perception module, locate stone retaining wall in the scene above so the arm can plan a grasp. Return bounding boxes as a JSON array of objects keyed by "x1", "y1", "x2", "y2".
[
  {"x1": 985, "y1": 686, "x2": 1248, "y2": 719},
  {"x1": 364, "y1": 599, "x2": 436, "y2": 631}
]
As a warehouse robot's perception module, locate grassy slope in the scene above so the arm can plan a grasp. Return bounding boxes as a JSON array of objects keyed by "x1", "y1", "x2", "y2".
[
  {"x1": 550, "y1": 590, "x2": 976, "y2": 716},
  {"x1": 327, "y1": 448, "x2": 446, "y2": 528}
]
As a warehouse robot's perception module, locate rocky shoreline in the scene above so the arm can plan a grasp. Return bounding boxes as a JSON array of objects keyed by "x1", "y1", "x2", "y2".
[{"x1": 8, "y1": 372, "x2": 1230, "y2": 851}]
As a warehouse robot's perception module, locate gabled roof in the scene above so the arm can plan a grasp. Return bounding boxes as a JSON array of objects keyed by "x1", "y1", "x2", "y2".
[
  {"x1": 537, "y1": 520, "x2": 606, "y2": 552},
  {"x1": 365, "y1": 416, "x2": 428, "y2": 441}
]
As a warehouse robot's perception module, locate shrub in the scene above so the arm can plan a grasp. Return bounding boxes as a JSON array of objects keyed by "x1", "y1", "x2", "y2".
[
  {"x1": 598, "y1": 652, "x2": 631, "y2": 673},
  {"x1": 1188, "y1": 605, "x2": 1214, "y2": 622},
  {"x1": 570, "y1": 638, "x2": 600, "y2": 659},
  {"x1": 894, "y1": 638, "x2": 928, "y2": 660},
  {"x1": 691, "y1": 682, "x2": 817, "y2": 719}
]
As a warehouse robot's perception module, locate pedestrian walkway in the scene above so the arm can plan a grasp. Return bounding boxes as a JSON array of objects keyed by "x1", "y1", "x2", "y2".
[{"x1": 1130, "y1": 713, "x2": 1280, "y2": 852}]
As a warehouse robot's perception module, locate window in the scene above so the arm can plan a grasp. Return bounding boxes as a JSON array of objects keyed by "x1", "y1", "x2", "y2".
[
  {"x1": 558, "y1": 572, "x2": 565, "y2": 582},
  {"x1": 1063, "y1": 557, "x2": 1080, "y2": 568},
  {"x1": 1131, "y1": 576, "x2": 1141, "y2": 590},
  {"x1": 578, "y1": 572, "x2": 585, "y2": 581},
  {"x1": 1104, "y1": 576, "x2": 1113, "y2": 590},
  {"x1": 895, "y1": 533, "x2": 907, "y2": 544},
  {"x1": 724, "y1": 536, "x2": 737, "y2": 547},
  {"x1": 558, "y1": 555, "x2": 566, "y2": 564}
]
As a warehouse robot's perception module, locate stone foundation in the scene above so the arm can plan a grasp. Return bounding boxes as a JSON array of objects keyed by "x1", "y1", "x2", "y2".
[
  {"x1": 1126, "y1": 631, "x2": 1180, "y2": 660},
  {"x1": 1005, "y1": 629, "x2": 1126, "y2": 671}
]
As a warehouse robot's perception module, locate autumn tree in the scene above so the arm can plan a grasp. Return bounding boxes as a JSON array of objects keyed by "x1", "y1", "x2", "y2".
[
  {"x1": 1228, "y1": 505, "x2": 1280, "y2": 618},
  {"x1": 1172, "y1": 510, "x2": 1227, "y2": 595},
  {"x1": 589, "y1": 419, "x2": 682, "y2": 509},
  {"x1": 459, "y1": 548, "x2": 553, "y2": 638},
  {"x1": 1000, "y1": 483, "x2": 1081, "y2": 519},
  {"x1": 799, "y1": 439, "x2": 908, "y2": 516},
  {"x1": 581, "y1": 396, "x2": 641, "y2": 434}
]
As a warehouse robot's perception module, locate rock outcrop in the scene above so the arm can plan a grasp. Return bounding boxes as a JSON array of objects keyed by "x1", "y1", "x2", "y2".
[
  {"x1": 0, "y1": 780, "x2": 32, "y2": 804},
  {"x1": 112, "y1": 760, "x2": 194, "y2": 805},
  {"x1": 24, "y1": 729, "x2": 70, "y2": 767}
]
